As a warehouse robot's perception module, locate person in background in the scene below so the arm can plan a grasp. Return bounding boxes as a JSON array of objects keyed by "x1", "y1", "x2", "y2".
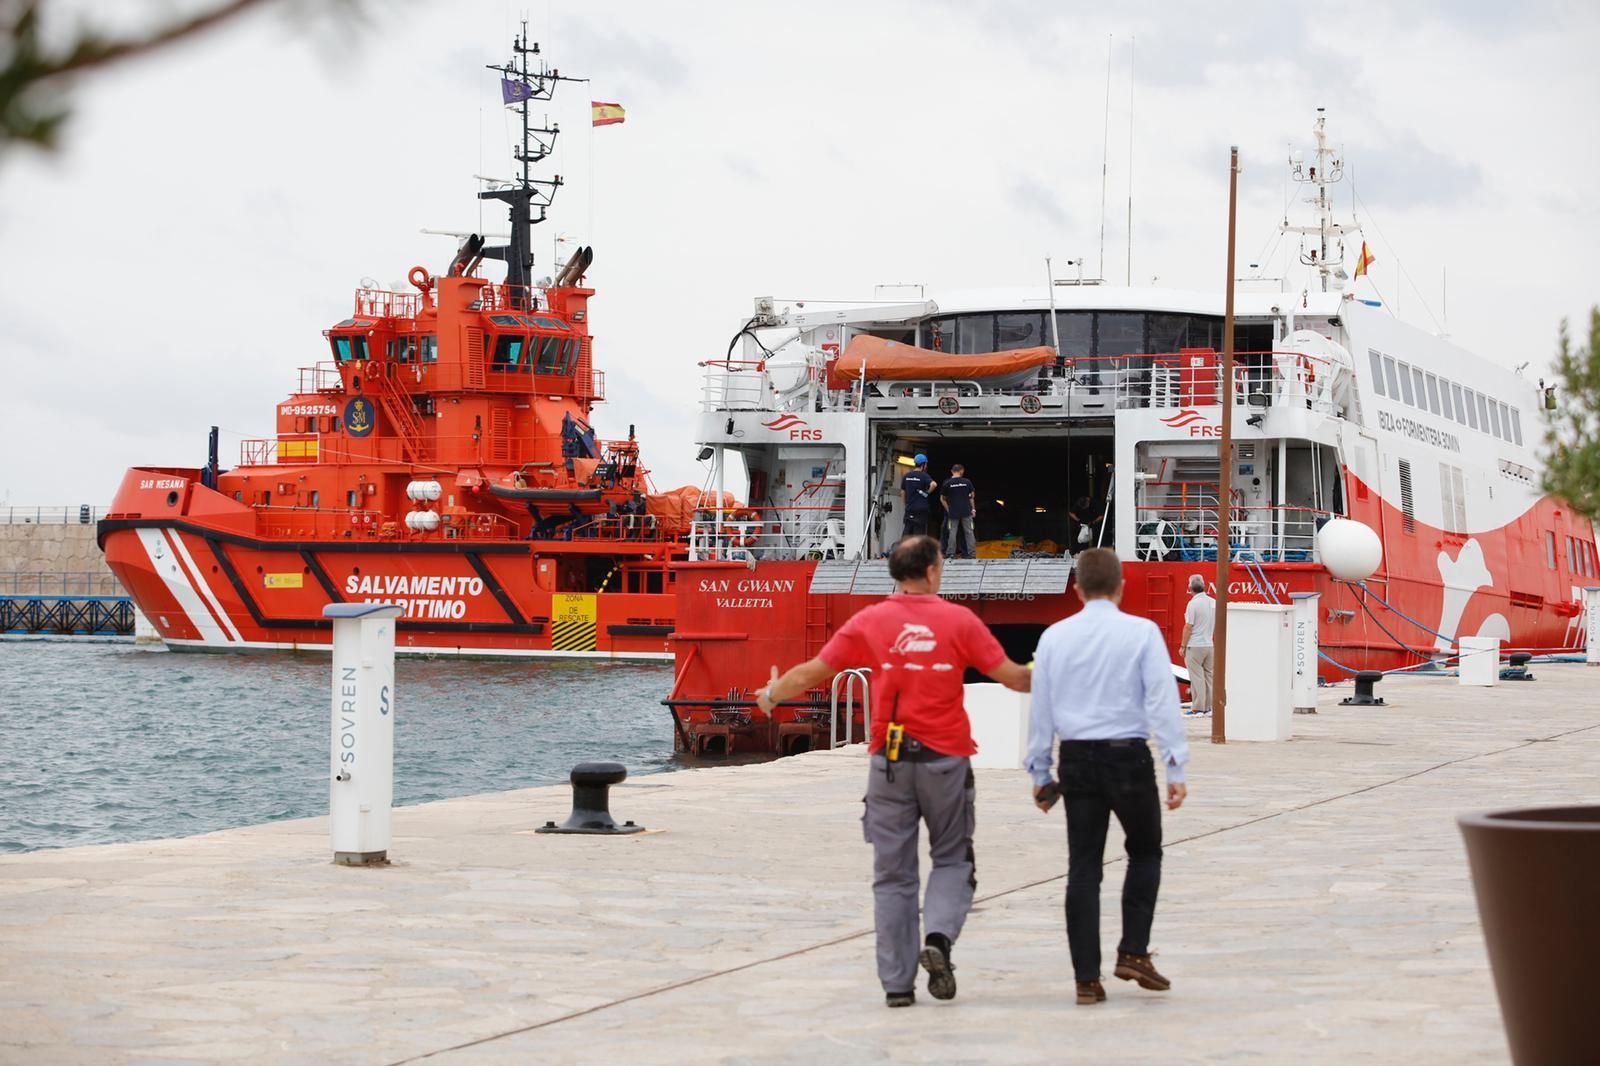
[
  {"x1": 900, "y1": 454, "x2": 936, "y2": 539},
  {"x1": 1179, "y1": 574, "x2": 1215, "y2": 716},
  {"x1": 1025, "y1": 548, "x2": 1190, "y2": 1006},
  {"x1": 939, "y1": 464, "x2": 976, "y2": 559},
  {"x1": 756, "y1": 535, "x2": 1032, "y2": 1008},
  {"x1": 1067, "y1": 496, "x2": 1100, "y2": 554}
]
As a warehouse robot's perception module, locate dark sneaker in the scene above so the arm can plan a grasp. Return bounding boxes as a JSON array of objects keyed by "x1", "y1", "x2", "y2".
[
  {"x1": 919, "y1": 934, "x2": 957, "y2": 1001},
  {"x1": 885, "y1": 990, "x2": 915, "y2": 1008},
  {"x1": 1075, "y1": 980, "x2": 1106, "y2": 1005},
  {"x1": 1114, "y1": 951, "x2": 1171, "y2": 991}
]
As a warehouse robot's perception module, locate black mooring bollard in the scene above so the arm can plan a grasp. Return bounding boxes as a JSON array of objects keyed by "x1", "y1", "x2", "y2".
[
  {"x1": 1500, "y1": 651, "x2": 1535, "y2": 681},
  {"x1": 535, "y1": 761, "x2": 646, "y2": 835},
  {"x1": 1340, "y1": 670, "x2": 1386, "y2": 706}
]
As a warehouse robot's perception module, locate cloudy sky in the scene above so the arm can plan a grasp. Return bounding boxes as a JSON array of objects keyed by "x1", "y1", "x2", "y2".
[{"x1": 2, "y1": 0, "x2": 1596, "y2": 505}]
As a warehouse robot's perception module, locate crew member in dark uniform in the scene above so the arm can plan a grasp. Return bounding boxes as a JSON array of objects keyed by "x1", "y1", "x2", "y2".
[
  {"x1": 900, "y1": 454, "x2": 936, "y2": 538},
  {"x1": 940, "y1": 464, "x2": 976, "y2": 559}
]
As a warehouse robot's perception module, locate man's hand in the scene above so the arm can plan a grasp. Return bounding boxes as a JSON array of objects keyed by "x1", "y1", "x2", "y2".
[
  {"x1": 755, "y1": 665, "x2": 779, "y2": 714},
  {"x1": 1166, "y1": 782, "x2": 1188, "y2": 811},
  {"x1": 1033, "y1": 781, "x2": 1060, "y2": 813}
]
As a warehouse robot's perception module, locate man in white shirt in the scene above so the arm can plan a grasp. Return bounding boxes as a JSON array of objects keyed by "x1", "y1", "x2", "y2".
[
  {"x1": 1179, "y1": 575, "x2": 1216, "y2": 715},
  {"x1": 1026, "y1": 549, "x2": 1190, "y2": 1005}
]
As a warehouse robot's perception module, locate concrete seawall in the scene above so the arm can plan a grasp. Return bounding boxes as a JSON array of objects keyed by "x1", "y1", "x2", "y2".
[
  {"x1": 1, "y1": 667, "x2": 1595, "y2": 1063},
  {"x1": 0, "y1": 519, "x2": 118, "y2": 591}
]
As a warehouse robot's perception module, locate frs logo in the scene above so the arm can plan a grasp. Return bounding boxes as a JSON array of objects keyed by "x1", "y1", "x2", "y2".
[
  {"x1": 891, "y1": 623, "x2": 937, "y2": 655},
  {"x1": 761, "y1": 414, "x2": 823, "y2": 441},
  {"x1": 1160, "y1": 409, "x2": 1221, "y2": 437}
]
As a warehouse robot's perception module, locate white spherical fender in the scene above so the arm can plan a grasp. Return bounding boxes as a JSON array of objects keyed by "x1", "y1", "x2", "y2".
[{"x1": 1317, "y1": 517, "x2": 1383, "y2": 581}]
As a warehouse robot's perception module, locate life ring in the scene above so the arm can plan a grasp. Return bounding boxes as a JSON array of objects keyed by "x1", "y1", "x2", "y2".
[
  {"x1": 408, "y1": 265, "x2": 431, "y2": 292},
  {"x1": 350, "y1": 513, "x2": 361, "y2": 527},
  {"x1": 475, "y1": 515, "x2": 495, "y2": 536}
]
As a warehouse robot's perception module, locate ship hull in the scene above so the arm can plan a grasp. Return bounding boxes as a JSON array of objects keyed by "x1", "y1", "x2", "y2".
[
  {"x1": 665, "y1": 469, "x2": 1591, "y2": 755},
  {"x1": 100, "y1": 472, "x2": 676, "y2": 660}
]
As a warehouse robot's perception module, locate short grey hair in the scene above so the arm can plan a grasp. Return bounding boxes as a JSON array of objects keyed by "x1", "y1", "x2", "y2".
[{"x1": 1188, "y1": 574, "x2": 1206, "y2": 594}]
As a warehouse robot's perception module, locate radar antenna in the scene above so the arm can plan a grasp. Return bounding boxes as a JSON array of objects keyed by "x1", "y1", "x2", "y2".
[
  {"x1": 1280, "y1": 108, "x2": 1359, "y2": 292},
  {"x1": 479, "y1": 21, "x2": 585, "y2": 305}
]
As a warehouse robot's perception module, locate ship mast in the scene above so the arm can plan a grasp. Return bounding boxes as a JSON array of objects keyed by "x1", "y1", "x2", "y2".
[
  {"x1": 1281, "y1": 108, "x2": 1355, "y2": 293},
  {"x1": 481, "y1": 22, "x2": 582, "y2": 305}
]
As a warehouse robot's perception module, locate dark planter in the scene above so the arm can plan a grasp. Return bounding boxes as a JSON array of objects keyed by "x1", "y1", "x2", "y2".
[{"x1": 1457, "y1": 806, "x2": 1600, "y2": 1066}]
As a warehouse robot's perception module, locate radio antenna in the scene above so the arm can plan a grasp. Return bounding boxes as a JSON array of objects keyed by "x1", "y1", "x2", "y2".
[
  {"x1": 1125, "y1": 34, "x2": 1135, "y2": 286},
  {"x1": 1097, "y1": 34, "x2": 1112, "y2": 282}
]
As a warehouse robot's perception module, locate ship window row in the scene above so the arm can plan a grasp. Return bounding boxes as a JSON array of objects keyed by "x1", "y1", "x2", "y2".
[
  {"x1": 491, "y1": 331, "x2": 578, "y2": 374},
  {"x1": 1367, "y1": 348, "x2": 1522, "y2": 446},
  {"x1": 916, "y1": 311, "x2": 1276, "y2": 364},
  {"x1": 386, "y1": 336, "x2": 439, "y2": 364},
  {"x1": 1567, "y1": 535, "x2": 1597, "y2": 577}
]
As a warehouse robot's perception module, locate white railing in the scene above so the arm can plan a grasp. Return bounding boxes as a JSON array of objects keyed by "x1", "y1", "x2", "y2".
[
  {"x1": 697, "y1": 349, "x2": 1344, "y2": 419},
  {"x1": 1, "y1": 505, "x2": 106, "y2": 525},
  {"x1": 1133, "y1": 505, "x2": 1333, "y2": 563},
  {"x1": 687, "y1": 508, "x2": 847, "y2": 561}
]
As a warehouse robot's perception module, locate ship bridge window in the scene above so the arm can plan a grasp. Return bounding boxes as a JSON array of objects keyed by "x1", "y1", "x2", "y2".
[
  {"x1": 562, "y1": 339, "x2": 579, "y2": 374},
  {"x1": 995, "y1": 312, "x2": 1048, "y2": 350},
  {"x1": 331, "y1": 335, "x2": 369, "y2": 363},
  {"x1": 1368, "y1": 350, "x2": 1386, "y2": 396},
  {"x1": 389, "y1": 336, "x2": 417, "y2": 363},
  {"x1": 1450, "y1": 383, "x2": 1466, "y2": 424},
  {"x1": 492, "y1": 332, "x2": 529, "y2": 369},
  {"x1": 1383, "y1": 355, "x2": 1401, "y2": 399},
  {"x1": 490, "y1": 314, "x2": 522, "y2": 328},
  {"x1": 1397, "y1": 361, "x2": 1416, "y2": 406},
  {"x1": 421, "y1": 335, "x2": 437, "y2": 363},
  {"x1": 1509, "y1": 407, "x2": 1522, "y2": 445},
  {"x1": 1462, "y1": 387, "x2": 1479, "y2": 429},
  {"x1": 1425, "y1": 373, "x2": 1442, "y2": 415},
  {"x1": 535, "y1": 334, "x2": 564, "y2": 373}
]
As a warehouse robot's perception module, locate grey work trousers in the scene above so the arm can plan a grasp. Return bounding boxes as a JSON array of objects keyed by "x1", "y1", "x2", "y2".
[{"x1": 862, "y1": 752, "x2": 977, "y2": 993}]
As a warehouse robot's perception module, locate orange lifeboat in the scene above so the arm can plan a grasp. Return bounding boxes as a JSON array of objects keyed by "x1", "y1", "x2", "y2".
[{"x1": 826, "y1": 335, "x2": 1055, "y2": 390}]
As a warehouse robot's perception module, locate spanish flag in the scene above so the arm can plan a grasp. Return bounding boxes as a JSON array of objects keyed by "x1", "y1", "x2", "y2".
[
  {"x1": 1354, "y1": 241, "x2": 1375, "y2": 278},
  {"x1": 592, "y1": 101, "x2": 625, "y2": 127}
]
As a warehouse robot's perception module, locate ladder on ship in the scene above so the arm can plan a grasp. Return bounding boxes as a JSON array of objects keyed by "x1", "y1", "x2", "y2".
[{"x1": 371, "y1": 367, "x2": 428, "y2": 464}]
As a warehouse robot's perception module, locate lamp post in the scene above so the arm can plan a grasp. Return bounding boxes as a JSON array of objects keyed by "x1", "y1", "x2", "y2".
[{"x1": 1212, "y1": 146, "x2": 1239, "y2": 745}]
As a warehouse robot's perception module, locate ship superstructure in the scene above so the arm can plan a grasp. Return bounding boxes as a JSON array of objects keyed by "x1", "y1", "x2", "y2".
[
  {"x1": 99, "y1": 30, "x2": 706, "y2": 658},
  {"x1": 666, "y1": 112, "x2": 1598, "y2": 755}
]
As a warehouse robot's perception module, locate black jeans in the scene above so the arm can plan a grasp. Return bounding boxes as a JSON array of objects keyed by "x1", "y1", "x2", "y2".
[
  {"x1": 1059, "y1": 739, "x2": 1163, "y2": 981},
  {"x1": 901, "y1": 510, "x2": 929, "y2": 538}
]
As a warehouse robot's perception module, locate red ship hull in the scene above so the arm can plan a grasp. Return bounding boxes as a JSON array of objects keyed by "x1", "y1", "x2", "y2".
[
  {"x1": 665, "y1": 470, "x2": 1592, "y2": 755},
  {"x1": 101, "y1": 470, "x2": 675, "y2": 659}
]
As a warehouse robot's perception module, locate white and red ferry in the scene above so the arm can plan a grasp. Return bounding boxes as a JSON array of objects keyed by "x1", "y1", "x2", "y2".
[
  {"x1": 666, "y1": 112, "x2": 1598, "y2": 755},
  {"x1": 99, "y1": 32, "x2": 710, "y2": 660}
]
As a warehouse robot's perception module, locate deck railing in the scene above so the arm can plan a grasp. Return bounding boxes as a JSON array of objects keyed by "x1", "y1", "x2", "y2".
[
  {"x1": 0, "y1": 505, "x2": 106, "y2": 525},
  {"x1": 1133, "y1": 504, "x2": 1335, "y2": 563},
  {"x1": 687, "y1": 506, "x2": 847, "y2": 562}
]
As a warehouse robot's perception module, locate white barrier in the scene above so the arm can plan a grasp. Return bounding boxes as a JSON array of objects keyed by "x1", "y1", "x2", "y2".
[
  {"x1": 1458, "y1": 636, "x2": 1501, "y2": 687},
  {"x1": 1585, "y1": 587, "x2": 1600, "y2": 667},
  {"x1": 965, "y1": 683, "x2": 1030, "y2": 770},
  {"x1": 1225, "y1": 603, "x2": 1294, "y2": 741},
  {"x1": 1289, "y1": 592, "x2": 1321, "y2": 714},
  {"x1": 326, "y1": 603, "x2": 402, "y2": 865}
]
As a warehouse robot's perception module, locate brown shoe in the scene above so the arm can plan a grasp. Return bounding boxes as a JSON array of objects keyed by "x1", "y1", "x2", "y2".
[
  {"x1": 1113, "y1": 951, "x2": 1170, "y2": 991},
  {"x1": 1075, "y1": 980, "x2": 1106, "y2": 1005}
]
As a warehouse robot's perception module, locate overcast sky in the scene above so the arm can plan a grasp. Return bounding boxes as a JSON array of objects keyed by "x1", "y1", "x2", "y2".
[{"x1": 2, "y1": 0, "x2": 1596, "y2": 506}]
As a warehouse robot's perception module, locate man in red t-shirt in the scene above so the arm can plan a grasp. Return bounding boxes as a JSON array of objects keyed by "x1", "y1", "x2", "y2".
[{"x1": 757, "y1": 535, "x2": 1032, "y2": 1007}]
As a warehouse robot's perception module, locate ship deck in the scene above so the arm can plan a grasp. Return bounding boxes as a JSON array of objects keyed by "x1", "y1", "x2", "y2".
[{"x1": 2, "y1": 666, "x2": 1596, "y2": 1063}]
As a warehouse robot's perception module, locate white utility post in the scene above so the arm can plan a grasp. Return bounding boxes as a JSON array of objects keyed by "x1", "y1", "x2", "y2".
[
  {"x1": 1457, "y1": 635, "x2": 1501, "y2": 687},
  {"x1": 325, "y1": 603, "x2": 403, "y2": 865},
  {"x1": 1289, "y1": 592, "x2": 1320, "y2": 714},
  {"x1": 1224, "y1": 602, "x2": 1294, "y2": 741},
  {"x1": 1584, "y1": 586, "x2": 1600, "y2": 666}
]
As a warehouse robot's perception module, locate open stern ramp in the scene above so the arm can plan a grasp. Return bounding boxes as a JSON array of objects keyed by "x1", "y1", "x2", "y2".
[{"x1": 808, "y1": 557, "x2": 1073, "y2": 596}]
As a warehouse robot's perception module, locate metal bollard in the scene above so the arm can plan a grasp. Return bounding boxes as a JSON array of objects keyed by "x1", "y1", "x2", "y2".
[
  {"x1": 1339, "y1": 670, "x2": 1385, "y2": 706},
  {"x1": 537, "y1": 761, "x2": 645, "y2": 835},
  {"x1": 1500, "y1": 652, "x2": 1534, "y2": 682},
  {"x1": 325, "y1": 603, "x2": 403, "y2": 865}
]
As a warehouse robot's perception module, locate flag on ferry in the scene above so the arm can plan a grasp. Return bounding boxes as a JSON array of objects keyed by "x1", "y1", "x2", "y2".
[
  {"x1": 502, "y1": 78, "x2": 534, "y2": 104},
  {"x1": 592, "y1": 101, "x2": 626, "y2": 126},
  {"x1": 1354, "y1": 241, "x2": 1376, "y2": 278}
]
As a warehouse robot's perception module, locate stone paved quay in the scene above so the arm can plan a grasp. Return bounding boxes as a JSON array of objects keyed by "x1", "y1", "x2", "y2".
[{"x1": 2, "y1": 666, "x2": 1596, "y2": 1065}]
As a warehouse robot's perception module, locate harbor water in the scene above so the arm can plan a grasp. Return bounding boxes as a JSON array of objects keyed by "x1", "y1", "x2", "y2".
[{"x1": 0, "y1": 641, "x2": 677, "y2": 854}]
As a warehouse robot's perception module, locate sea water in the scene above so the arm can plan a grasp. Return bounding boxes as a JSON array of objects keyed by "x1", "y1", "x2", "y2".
[{"x1": 0, "y1": 641, "x2": 677, "y2": 853}]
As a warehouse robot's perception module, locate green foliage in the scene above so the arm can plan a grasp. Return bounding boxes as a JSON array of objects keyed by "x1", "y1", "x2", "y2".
[{"x1": 1541, "y1": 306, "x2": 1600, "y2": 522}]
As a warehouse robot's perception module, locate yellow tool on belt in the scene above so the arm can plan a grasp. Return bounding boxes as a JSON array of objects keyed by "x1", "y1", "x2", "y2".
[{"x1": 885, "y1": 721, "x2": 906, "y2": 762}]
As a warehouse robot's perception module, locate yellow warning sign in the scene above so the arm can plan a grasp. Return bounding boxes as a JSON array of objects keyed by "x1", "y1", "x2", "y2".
[
  {"x1": 264, "y1": 572, "x2": 304, "y2": 589},
  {"x1": 550, "y1": 593, "x2": 597, "y2": 652}
]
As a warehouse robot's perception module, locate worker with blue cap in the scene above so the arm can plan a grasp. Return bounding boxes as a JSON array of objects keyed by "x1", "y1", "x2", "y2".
[{"x1": 900, "y1": 454, "x2": 936, "y2": 539}]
